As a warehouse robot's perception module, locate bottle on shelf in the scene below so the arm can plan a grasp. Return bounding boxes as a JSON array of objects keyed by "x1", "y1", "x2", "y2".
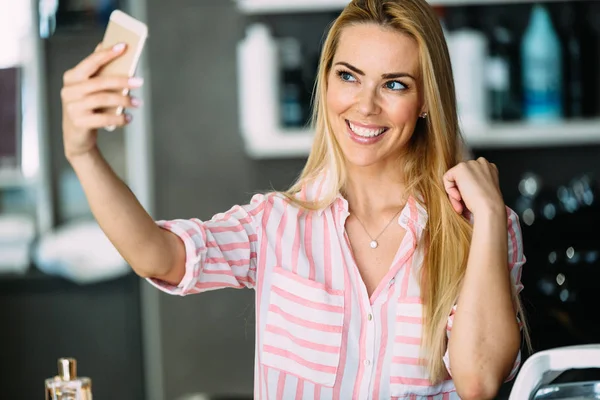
[
  {"x1": 446, "y1": 7, "x2": 488, "y2": 128},
  {"x1": 556, "y1": 3, "x2": 584, "y2": 119},
  {"x1": 583, "y1": 2, "x2": 600, "y2": 117},
  {"x1": 237, "y1": 23, "x2": 280, "y2": 135},
  {"x1": 45, "y1": 358, "x2": 93, "y2": 400},
  {"x1": 521, "y1": 4, "x2": 563, "y2": 123},
  {"x1": 278, "y1": 37, "x2": 308, "y2": 128},
  {"x1": 484, "y1": 8, "x2": 521, "y2": 121}
]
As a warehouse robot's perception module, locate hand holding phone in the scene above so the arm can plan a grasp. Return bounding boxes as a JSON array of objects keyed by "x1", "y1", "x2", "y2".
[
  {"x1": 97, "y1": 10, "x2": 148, "y2": 131},
  {"x1": 60, "y1": 10, "x2": 148, "y2": 160}
]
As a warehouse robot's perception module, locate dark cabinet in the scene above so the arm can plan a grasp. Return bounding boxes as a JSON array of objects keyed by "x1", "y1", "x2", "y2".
[{"x1": 0, "y1": 270, "x2": 145, "y2": 399}]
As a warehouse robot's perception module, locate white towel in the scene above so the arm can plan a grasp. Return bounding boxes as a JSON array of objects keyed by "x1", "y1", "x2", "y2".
[{"x1": 34, "y1": 219, "x2": 130, "y2": 284}]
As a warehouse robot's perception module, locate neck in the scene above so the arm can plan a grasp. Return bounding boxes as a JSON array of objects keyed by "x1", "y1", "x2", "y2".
[{"x1": 343, "y1": 162, "x2": 407, "y2": 219}]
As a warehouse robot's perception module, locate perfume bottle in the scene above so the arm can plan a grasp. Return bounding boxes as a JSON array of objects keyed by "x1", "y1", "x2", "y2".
[{"x1": 45, "y1": 358, "x2": 93, "y2": 400}]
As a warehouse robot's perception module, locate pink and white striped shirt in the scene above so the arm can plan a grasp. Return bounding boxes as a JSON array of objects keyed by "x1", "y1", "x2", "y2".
[{"x1": 149, "y1": 173, "x2": 524, "y2": 399}]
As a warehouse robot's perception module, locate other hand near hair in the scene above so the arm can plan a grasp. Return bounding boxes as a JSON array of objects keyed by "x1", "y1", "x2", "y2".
[{"x1": 443, "y1": 157, "x2": 505, "y2": 218}]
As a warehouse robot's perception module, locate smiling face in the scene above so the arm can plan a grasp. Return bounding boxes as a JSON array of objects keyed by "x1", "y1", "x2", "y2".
[{"x1": 326, "y1": 23, "x2": 424, "y2": 170}]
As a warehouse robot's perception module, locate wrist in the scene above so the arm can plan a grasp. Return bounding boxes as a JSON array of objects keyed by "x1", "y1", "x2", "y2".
[
  {"x1": 66, "y1": 146, "x2": 101, "y2": 167},
  {"x1": 472, "y1": 201, "x2": 506, "y2": 219},
  {"x1": 473, "y1": 206, "x2": 507, "y2": 229}
]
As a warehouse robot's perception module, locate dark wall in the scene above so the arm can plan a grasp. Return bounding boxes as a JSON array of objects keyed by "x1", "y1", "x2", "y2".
[{"x1": 0, "y1": 273, "x2": 144, "y2": 399}]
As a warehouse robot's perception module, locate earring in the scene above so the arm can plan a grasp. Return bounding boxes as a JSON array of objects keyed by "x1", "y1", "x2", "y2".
[{"x1": 420, "y1": 112, "x2": 428, "y2": 119}]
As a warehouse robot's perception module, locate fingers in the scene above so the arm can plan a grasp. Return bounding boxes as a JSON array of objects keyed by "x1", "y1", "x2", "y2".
[
  {"x1": 61, "y1": 75, "x2": 143, "y2": 102},
  {"x1": 69, "y1": 92, "x2": 140, "y2": 115},
  {"x1": 63, "y1": 43, "x2": 127, "y2": 85},
  {"x1": 449, "y1": 197, "x2": 464, "y2": 214},
  {"x1": 71, "y1": 111, "x2": 131, "y2": 131},
  {"x1": 443, "y1": 170, "x2": 464, "y2": 214},
  {"x1": 444, "y1": 157, "x2": 503, "y2": 215},
  {"x1": 476, "y1": 157, "x2": 498, "y2": 175}
]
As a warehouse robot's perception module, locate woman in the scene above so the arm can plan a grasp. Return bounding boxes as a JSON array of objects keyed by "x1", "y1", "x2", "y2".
[{"x1": 60, "y1": 0, "x2": 528, "y2": 398}]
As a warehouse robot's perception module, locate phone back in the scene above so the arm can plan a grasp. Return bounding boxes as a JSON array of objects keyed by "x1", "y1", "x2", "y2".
[
  {"x1": 96, "y1": 10, "x2": 147, "y2": 128},
  {"x1": 98, "y1": 11, "x2": 147, "y2": 78}
]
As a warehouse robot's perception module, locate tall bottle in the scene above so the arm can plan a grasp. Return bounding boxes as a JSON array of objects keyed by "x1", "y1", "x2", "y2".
[
  {"x1": 521, "y1": 4, "x2": 563, "y2": 122},
  {"x1": 447, "y1": 7, "x2": 488, "y2": 128},
  {"x1": 485, "y1": 9, "x2": 521, "y2": 121},
  {"x1": 45, "y1": 358, "x2": 93, "y2": 400},
  {"x1": 557, "y1": 3, "x2": 584, "y2": 119},
  {"x1": 583, "y1": 2, "x2": 600, "y2": 117},
  {"x1": 278, "y1": 37, "x2": 308, "y2": 128}
]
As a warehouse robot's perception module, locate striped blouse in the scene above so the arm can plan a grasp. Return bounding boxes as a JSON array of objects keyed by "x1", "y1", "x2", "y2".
[{"x1": 149, "y1": 174, "x2": 524, "y2": 400}]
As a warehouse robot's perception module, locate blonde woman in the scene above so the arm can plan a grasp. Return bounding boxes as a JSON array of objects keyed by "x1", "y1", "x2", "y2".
[{"x1": 61, "y1": 0, "x2": 528, "y2": 398}]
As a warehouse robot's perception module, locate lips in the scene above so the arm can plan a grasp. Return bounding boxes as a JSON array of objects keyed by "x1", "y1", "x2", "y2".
[
  {"x1": 346, "y1": 120, "x2": 388, "y2": 138},
  {"x1": 345, "y1": 119, "x2": 389, "y2": 145}
]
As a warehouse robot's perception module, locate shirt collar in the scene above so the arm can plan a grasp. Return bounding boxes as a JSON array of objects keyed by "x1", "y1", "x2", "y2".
[{"x1": 297, "y1": 170, "x2": 428, "y2": 232}]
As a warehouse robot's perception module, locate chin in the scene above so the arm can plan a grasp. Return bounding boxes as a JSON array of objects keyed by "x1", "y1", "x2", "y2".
[{"x1": 343, "y1": 152, "x2": 376, "y2": 167}]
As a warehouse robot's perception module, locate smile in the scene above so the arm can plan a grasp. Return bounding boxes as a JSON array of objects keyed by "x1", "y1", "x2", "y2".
[
  {"x1": 346, "y1": 120, "x2": 388, "y2": 137},
  {"x1": 345, "y1": 120, "x2": 389, "y2": 145}
]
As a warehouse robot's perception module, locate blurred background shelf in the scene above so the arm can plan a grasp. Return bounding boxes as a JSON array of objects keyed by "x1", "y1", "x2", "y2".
[
  {"x1": 465, "y1": 119, "x2": 600, "y2": 148},
  {"x1": 0, "y1": 170, "x2": 33, "y2": 189},
  {"x1": 242, "y1": 119, "x2": 600, "y2": 158},
  {"x1": 236, "y1": 0, "x2": 572, "y2": 14}
]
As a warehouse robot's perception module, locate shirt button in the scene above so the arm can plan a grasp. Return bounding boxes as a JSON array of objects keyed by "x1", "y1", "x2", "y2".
[
  {"x1": 364, "y1": 359, "x2": 371, "y2": 366},
  {"x1": 367, "y1": 313, "x2": 373, "y2": 321}
]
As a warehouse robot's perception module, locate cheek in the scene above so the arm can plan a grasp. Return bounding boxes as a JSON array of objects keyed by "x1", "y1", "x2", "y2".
[
  {"x1": 386, "y1": 97, "x2": 419, "y2": 125},
  {"x1": 326, "y1": 80, "x2": 353, "y2": 116}
]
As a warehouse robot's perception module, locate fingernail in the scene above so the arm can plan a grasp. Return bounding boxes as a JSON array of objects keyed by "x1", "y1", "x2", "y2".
[
  {"x1": 113, "y1": 42, "x2": 126, "y2": 52},
  {"x1": 129, "y1": 77, "x2": 144, "y2": 87},
  {"x1": 131, "y1": 97, "x2": 143, "y2": 107},
  {"x1": 125, "y1": 113, "x2": 133, "y2": 123}
]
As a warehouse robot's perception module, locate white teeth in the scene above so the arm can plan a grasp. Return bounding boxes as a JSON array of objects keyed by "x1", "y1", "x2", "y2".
[{"x1": 348, "y1": 121, "x2": 386, "y2": 137}]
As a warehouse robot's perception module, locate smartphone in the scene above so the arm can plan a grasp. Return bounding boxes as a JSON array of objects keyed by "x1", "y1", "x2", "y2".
[{"x1": 97, "y1": 10, "x2": 148, "y2": 131}]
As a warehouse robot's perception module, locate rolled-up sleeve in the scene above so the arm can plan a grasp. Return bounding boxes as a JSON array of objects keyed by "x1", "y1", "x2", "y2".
[
  {"x1": 442, "y1": 207, "x2": 526, "y2": 379},
  {"x1": 147, "y1": 194, "x2": 266, "y2": 296}
]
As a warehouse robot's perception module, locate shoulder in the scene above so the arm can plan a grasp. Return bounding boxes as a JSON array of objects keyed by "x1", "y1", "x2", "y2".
[{"x1": 247, "y1": 192, "x2": 305, "y2": 214}]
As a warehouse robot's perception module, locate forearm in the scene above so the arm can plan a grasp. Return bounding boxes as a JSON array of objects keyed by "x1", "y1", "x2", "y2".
[
  {"x1": 449, "y1": 209, "x2": 520, "y2": 399},
  {"x1": 68, "y1": 147, "x2": 184, "y2": 279}
]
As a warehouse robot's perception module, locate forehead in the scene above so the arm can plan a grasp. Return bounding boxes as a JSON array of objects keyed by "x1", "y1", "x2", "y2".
[{"x1": 333, "y1": 23, "x2": 420, "y2": 75}]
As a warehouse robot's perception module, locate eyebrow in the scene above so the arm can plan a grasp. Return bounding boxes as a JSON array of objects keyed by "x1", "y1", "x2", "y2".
[{"x1": 334, "y1": 61, "x2": 416, "y2": 81}]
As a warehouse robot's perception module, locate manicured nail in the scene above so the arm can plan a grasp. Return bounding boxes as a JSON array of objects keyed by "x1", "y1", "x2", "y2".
[
  {"x1": 113, "y1": 42, "x2": 126, "y2": 52},
  {"x1": 125, "y1": 113, "x2": 133, "y2": 123},
  {"x1": 130, "y1": 97, "x2": 143, "y2": 107},
  {"x1": 129, "y1": 77, "x2": 144, "y2": 87}
]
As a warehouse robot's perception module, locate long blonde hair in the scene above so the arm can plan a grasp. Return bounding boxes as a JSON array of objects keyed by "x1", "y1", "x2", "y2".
[{"x1": 282, "y1": 0, "x2": 529, "y2": 383}]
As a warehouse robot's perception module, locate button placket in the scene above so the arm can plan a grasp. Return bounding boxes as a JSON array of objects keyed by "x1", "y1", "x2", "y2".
[{"x1": 362, "y1": 305, "x2": 376, "y2": 398}]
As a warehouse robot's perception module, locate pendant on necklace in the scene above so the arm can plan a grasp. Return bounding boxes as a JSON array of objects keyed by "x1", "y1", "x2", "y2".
[{"x1": 370, "y1": 240, "x2": 378, "y2": 249}]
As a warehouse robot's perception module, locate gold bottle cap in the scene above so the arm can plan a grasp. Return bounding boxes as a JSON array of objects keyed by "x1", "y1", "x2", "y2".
[{"x1": 57, "y1": 358, "x2": 77, "y2": 381}]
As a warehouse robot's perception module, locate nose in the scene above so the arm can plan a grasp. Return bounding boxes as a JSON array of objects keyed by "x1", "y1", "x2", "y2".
[{"x1": 356, "y1": 88, "x2": 381, "y2": 116}]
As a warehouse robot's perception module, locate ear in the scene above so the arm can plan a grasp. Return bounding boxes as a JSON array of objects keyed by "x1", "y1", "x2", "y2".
[{"x1": 419, "y1": 103, "x2": 428, "y2": 119}]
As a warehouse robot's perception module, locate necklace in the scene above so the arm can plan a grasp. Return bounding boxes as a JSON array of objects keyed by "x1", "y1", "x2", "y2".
[{"x1": 352, "y1": 208, "x2": 403, "y2": 249}]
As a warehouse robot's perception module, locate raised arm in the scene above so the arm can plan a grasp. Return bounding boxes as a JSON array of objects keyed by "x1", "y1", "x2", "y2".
[{"x1": 62, "y1": 44, "x2": 185, "y2": 284}]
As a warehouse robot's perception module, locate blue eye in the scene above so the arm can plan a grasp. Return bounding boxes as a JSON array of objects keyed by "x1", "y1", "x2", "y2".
[
  {"x1": 386, "y1": 81, "x2": 406, "y2": 91},
  {"x1": 337, "y1": 70, "x2": 356, "y2": 82}
]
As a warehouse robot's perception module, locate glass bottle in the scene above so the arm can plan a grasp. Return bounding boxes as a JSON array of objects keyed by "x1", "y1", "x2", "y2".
[{"x1": 45, "y1": 358, "x2": 92, "y2": 400}]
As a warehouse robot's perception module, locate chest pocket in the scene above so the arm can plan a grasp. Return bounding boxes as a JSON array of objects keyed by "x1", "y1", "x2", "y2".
[{"x1": 261, "y1": 266, "x2": 345, "y2": 387}]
